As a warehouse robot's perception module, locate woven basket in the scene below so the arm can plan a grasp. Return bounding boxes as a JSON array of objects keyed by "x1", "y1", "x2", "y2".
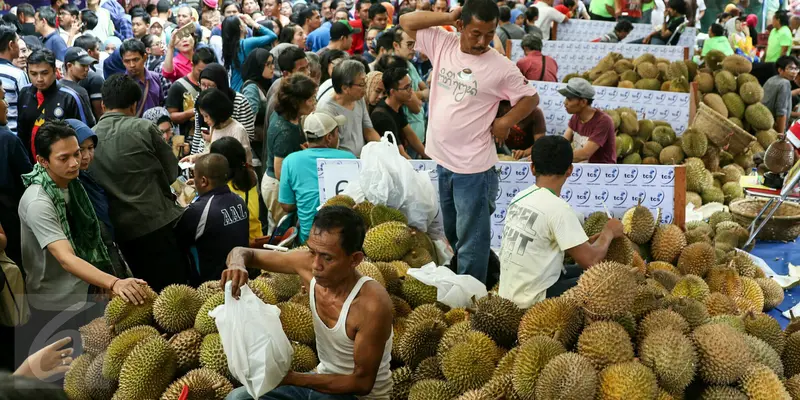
[
  {"x1": 729, "y1": 198, "x2": 800, "y2": 241},
  {"x1": 692, "y1": 103, "x2": 755, "y2": 155}
]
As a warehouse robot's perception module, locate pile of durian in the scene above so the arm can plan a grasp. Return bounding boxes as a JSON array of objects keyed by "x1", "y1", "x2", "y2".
[
  {"x1": 65, "y1": 196, "x2": 439, "y2": 400},
  {"x1": 562, "y1": 53, "x2": 694, "y2": 92}
]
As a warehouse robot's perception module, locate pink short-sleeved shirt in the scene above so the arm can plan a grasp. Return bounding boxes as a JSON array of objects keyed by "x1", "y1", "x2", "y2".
[{"x1": 415, "y1": 27, "x2": 538, "y2": 174}]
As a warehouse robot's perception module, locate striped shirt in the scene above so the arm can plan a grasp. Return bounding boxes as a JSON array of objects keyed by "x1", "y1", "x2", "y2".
[{"x1": 0, "y1": 58, "x2": 30, "y2": 135}]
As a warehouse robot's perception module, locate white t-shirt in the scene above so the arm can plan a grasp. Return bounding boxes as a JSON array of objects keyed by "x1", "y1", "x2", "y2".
[
  {"x1": 534, "y1": 2, "x2": 567, "y2": 40},
  {"x1": 695, "y1": 0, "x2": 706, "y2": 27},
  {"x1": 498, "y1": 184, "x2": 588, "y2": 308}
]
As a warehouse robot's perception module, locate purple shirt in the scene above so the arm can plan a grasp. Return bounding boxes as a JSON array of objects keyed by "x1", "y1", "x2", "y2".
[{"x1": 129, "y1": 69, "x2": 164, "y2": 117}]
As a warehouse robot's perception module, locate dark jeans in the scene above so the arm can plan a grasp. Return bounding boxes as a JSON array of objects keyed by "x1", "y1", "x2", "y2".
[
  {"x1": 117, "y1": 219, "x2": 190, "y2": 292},
  {"x1": 589, "y1": 11, "x2": 616, "y2": 21},
  {"x1": 546, "y1": 264, "x2": 584, "y2": 298},
  {"x1": 437, "y1": 165, "x2": 499, "y2": 284},
  {"x1": 629, "y1": 36, "x2": 668, "y2": 45},
  {"x1": 227, "y1": 385, "x2": 358, "y2": 400}
]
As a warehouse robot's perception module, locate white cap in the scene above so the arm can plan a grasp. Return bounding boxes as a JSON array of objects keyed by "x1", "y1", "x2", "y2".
[{"x1": 304, "y1": 112, "x2": 347, "y2": 139}]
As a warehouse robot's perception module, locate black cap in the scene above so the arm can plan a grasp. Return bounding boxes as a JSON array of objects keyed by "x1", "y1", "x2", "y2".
[
  {"x1": 64, "y1": 47, "x2": 97, "y2": 65},
  {"x1": 330, "y1": 20, "x2": 360, "y2": 41}
]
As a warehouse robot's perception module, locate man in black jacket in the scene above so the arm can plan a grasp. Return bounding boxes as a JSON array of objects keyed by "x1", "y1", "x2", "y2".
[{"x1": 18, "y1": 49, "x2": 90, "y2": 162}]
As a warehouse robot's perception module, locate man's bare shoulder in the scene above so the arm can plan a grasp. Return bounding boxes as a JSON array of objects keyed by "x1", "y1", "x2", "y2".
[{"x1": 352, "y1": 280, "x2": 393, "y2": 317}]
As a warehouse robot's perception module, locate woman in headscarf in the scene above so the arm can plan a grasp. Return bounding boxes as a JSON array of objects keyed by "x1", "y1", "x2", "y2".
[
  {"x1": 190, "y1": 63, "x2": 255, "y2": 154},
  {"x1": 221, "y1": 14, "x2": 277, "y2": 92},
  {"x1": 364, "y1": 70, "x2": 385, "y2": 114},
  {"x1": 240, "y1": 49, "x2": 275, "y2": 174}
]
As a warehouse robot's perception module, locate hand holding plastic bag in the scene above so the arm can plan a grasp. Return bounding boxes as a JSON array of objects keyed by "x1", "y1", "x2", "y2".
[
  {"x1": 210, "y1": 282, "x2": 294, "y2": 398},
  {"x1": 406, "y1": 263, "x2": 488, "y2": 308}
]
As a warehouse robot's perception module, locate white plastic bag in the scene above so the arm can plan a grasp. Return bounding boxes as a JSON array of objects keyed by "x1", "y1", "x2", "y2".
[
  {"x1": 343, "y1": 133, "x2": 438, "y2": 233},
  {"x1": 210, "y1": 282, "x2": 294, "y2": 398},
  {"x1": 407, "y1": 263, "x2": 488, "y2": 308}
]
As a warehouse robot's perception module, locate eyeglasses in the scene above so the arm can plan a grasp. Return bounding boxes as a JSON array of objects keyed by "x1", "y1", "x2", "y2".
[
  {"x1": 351, "y1": 82, "x2": 367, "y2": 88},
  {"x1": 398, "y1": 84, "x2": 412, "y2": 91},
  {"x1": 403, "y1": 40, "x2": 415, "y2": 49}
]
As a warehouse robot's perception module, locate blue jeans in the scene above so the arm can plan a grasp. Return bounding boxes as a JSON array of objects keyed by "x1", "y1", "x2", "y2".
[
  {"x1": 641, "y1": 8, "x2": 653, "y2": 24},
  {"x1": 226, "y1": 386, "x2": 358, "y2": 400},
  {"x1": 437, "y1": 165, "x2": 499, "y2": 284}
]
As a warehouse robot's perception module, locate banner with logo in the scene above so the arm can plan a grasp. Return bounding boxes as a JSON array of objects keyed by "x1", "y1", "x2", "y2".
[
  {"x1": 531, "y1": 81, "x2": 691, "y2": 135},
  {"x1": 554, "y1": 20, "x2": 697, "y2": 48},
  {"x1": 317, "y1": 159, "x2": 679, "y2": 249},
  {"x1": 509, "y1": 40, "x2": 686, "y2": 79}
]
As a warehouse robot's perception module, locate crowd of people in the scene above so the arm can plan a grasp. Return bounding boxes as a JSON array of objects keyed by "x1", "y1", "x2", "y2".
[{"x1": 0, "y1": 0, "x2": 795, "y2": 397}]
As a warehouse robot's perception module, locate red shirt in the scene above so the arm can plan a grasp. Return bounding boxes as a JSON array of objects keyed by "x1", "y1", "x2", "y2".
[
  {"x1": 516, "y1": 51, "x2": 559, "y2": 82},
  {"x1": 348, "y1": 19, "x2": 365, "y2": 55},
  {"x1": 568, "y1": 109, "x2": 617, "y2": 164}
]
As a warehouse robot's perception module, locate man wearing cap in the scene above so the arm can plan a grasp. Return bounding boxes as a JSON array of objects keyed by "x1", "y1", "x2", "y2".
[
  {"x1": 60, "y1": 47, "x2": 98, "y2": 126},
  {"x1": 496, "y1": 6, "x2": 525, "y2": 49},
  {"x1": 516, "y1": 34, "x2": 558, "y2": 82},
  {"x1": 175, "y1": 153, "x2": 249, "y2": 285},
  {"x1": 278, "y1": 112, "x2": 356, "y2": 244},
  {"x1": 560, "y1": 78, "x2": 616, "y2": 164},
  {"x1": 320, "y1": 20, "x2": 360, "y2": 53}
]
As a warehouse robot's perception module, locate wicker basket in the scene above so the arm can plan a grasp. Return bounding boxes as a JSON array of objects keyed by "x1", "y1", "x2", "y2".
[
  {"x1": 729, "y1": 198, "x2": 800, "y2": 241},
  {"x1": 692, "y1": 103, "x2": 755, "y2": 155}
]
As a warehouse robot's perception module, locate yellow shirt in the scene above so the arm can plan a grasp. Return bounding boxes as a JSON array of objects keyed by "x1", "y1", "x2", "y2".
[{"x1": 227, "y1": 181, "x2": 262, "y2": 243}]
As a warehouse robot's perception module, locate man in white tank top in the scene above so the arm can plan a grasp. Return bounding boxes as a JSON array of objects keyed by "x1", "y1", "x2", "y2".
[{"x1": 223, "y1": 206, "x2": 394, "y2": 400}]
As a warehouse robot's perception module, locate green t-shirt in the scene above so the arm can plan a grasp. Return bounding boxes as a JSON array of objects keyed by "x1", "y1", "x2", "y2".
[
  {"x1": 641, "y1": 0, "x2": 654, "y2": 12},
  {"x1": 266, "y1": 112, "x2": 304, "y2": 179},
  {"x1": 766, "y1": 26, "x2": 793, "y2": 63},
  {"x1": 589, "y1": 0, "x2": 614, "y2": 18},
  {"x1": 701, "y1": 36, "x2": 734, "y2": 56}
]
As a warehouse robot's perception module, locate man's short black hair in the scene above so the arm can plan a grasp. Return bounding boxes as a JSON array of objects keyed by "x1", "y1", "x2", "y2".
[
  {"x1": 498, "y1": 5, "x2": 511, "y2": 22},
  {"x1": 36, "y1": 6, "x2": 57, "y2": 27},
  {"x1": 59, "y1": 4, "x2": 79, "y2": 17},
  {"x1": 667, "y1": 0, "x2": 686, "y2": 15},
  {"x1": 776, "y1": 55, "x2": 798, "y2": 71},
  {"x1": 27, "y1": 48, "x2": 55, "y2": 68},
  {"x1": 374, "y1": 54, "x2": 407, "y2": 72},
  {"x1": 194, "y1": 153, "x2": 229, "y2": 185},
  {"x1": 383, "y1": 66, "x2": 408, "y2": 95},
  {"x1": 532, "y1": 135, "x2": 573, "y2": 176},
  {"x1": 102, "y1": 73, "x2": 142, "y2": 110},
  {"x1": 80, "y1": 10, "x2": 99, "y2": 30},
  {"x1": 157, "y1": 0, "x2": 171, "y2": 13},
  {"x1": 35, "y1": 120, "x2": 77, "y2": 161},
  {"x1": 368, "y1": 3, "x2": 387, "y2": 20},
  {"x1": 2, "y1": 13, "x2": 23, "y2": 33},
  {"x1": 709, "y1": 23, "x2": 724, "y2": 36},
  {"x1": 461, "y1": 0, "x2": 499, "y2": 27},
  {"x1": 297, "y1": 7, "x2": 316, "y2": 26},
  {"x1": 376, "y1": 29, "x2": 395, "y2": 53},
  {"x1": 0, "y1": 25, "x2": 17, "y2": 53},
  {"x1": 197, "y1": 88, "x2": 234, "y2": 126},
  {"x1": 615, "y1": 19, "x2": 633, "y2": 33},
  {"x1": 156, "y1": 115, "x2": 172, "y2": 126},
  {"x1": 193, "y1": 46, "x2": 216, "y2": 65},
  {"x1": 16, "y1": 3, "x2": 35, "y2": 19},
  {"x1": 131, "y1": 10, "x2": 151, "y2": 25},
  {"x1": 776, "y1": 10, "x2": 790, "y2": 27},
  {"x1": 120, "y1": 38, "x2": 147, "y2": 57},
  {"x1": 525, "y1": 6, "x2": 538, "y2": 21},
  {"x1": 312, "y1": 206, "x2": 366, "y2": 255},
  {"x1": 74, "y1": 34, "x2": 99, "y2": 52},
  {"x1": 278, "y1": 45, "x2": 307, "y2": 72}
]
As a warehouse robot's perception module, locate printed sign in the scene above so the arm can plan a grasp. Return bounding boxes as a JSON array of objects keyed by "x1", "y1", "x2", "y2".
[
  {"x1": 509, "y1": 40, "x2": 686, "y2": 80},
  {"x1": 318, "y1": 159, "x2": 678, "y2": 249},
  {"x1": 555, "y1": 19, "x2": 697, "y2": 48},
  {"x1": 531, "y1": 81, "x2": 691, "y2": 135}
]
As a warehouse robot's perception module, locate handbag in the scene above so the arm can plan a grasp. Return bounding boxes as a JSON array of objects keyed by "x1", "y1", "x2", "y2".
[{"x1": 0, "y1": 251, "x2": 30, "y2": 327}]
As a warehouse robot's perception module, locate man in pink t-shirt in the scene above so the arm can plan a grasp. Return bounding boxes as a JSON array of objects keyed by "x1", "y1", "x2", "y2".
[
  {"x1": 561, "y1": 78, "x2": 617, "y2": 164},
  {"x1": 400, "y1": 2, "x2": 539, "y2": 284}
]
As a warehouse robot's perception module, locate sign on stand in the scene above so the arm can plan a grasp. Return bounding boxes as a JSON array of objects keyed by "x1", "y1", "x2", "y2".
[
  {"x1": 531, "y1": 81, "x2": 692, "y2": 135},
  {"x1": 553, "y1": 19, "x2": 697, "y2": 48},
  {"x1": 317, "y1": 159, "x2": 686, "y2": 249},
  {"x1": 507, "y1": 40, "x2": 687, "y2": 78}
]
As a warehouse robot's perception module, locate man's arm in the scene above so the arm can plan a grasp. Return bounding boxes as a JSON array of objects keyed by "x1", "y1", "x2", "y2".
[
  {"x1": 415, "y1": 80, "x2": 429, "y2": 102},
  {"x1": 404, "y1": 92, "x2": 423, "y2": 114},
  {"x1": 168, "y1": 107, "x2": 195, "y2": 124},
  {"x1": 573, "y1": 140, "x2": 600, "y2": 162},
  {"x1": 492, "y1": 95, "x2": 539, "y2": 142},
  {"x1": 364, "y1": 127, "x2": 382, "y2": 143},
  {"x1": 565, "y1": 219, "x2": 623, "y2": 268},
  {"x1": 280, "y1": 202, "x2": 298, "y2": 212},
  {"x1": 282, "y1": 284, "x2": 393, "y2": 395},
  {"x1": 222, "y1": 247, "x2": 313, "y2": 297},
  {"x1": 150, "y1": 125, "x2": 180, "y2": 180},
  {"x1": 399, "y1": 8, "x2": 461, "y2": 40},
  {"x1": 91, "y1": 100, "x2": 104, "y2": 121},
  {"x1": 776, "y1": 115, "x2": 788, "y2": 134},
  {"x1": 402, "y1": 124, "x2": 427, "y2": 158}
]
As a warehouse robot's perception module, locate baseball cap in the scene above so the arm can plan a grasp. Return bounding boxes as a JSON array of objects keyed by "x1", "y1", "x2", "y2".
[
  {"x1": 304, "y1": 112, "x2": 347, "y2": 139},
  {"x1": 558, "y1": 78, "x2": 595, "y2": 100},
  {"x1": 330, "y1": 20, "x2": 361, "y2": 41},
  {"x1": 64, "y1": 47, "x2": 97, "y2": 65}
]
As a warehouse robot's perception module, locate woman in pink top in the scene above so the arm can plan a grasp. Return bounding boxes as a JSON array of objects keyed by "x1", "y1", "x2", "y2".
[
  {"x1": 197, "y1": 88, "x2": 253, "y2": 164},
  {"x1": 162, "y1": 28, "x2": 197, "y2": 82}
]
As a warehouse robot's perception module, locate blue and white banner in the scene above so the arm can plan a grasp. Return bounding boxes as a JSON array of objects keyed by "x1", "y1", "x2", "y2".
[
  {"x1": 509, "y1": 40, "x2": 686, "y2": 80},
  {"x1": 555, "y1": 19, "x2": 697, "y2": 48},
  {"x1": 531, "y1": 81, "x2": 691, "y2": 135},
  {"x1": 318, "y1": 159, "x2": 678, "y2": 249}
]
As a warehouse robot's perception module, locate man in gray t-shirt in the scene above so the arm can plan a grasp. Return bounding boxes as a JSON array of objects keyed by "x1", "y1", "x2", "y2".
[
  {"x1": 762, "y1": 56, "x2": 798, "y2": 134},
  {"x1": 316, "y1": 60, "x2": 380, "y2": 157}
]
